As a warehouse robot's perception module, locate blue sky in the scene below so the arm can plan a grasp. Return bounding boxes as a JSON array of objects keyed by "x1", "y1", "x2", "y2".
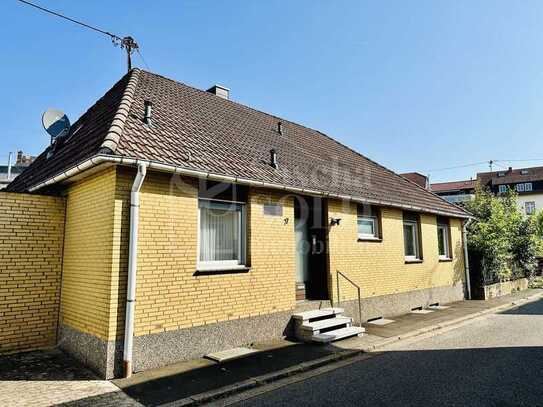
[{"x1": 3, "y1": 1, "x2": 543, "y2": 182}]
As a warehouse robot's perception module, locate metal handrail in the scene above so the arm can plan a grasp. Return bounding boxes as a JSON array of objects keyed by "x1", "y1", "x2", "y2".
[{"x1": 336, "y1": 271, "x2": 363, "y2": 327}]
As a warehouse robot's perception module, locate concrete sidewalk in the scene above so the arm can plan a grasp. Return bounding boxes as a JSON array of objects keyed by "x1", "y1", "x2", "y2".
[
  {"x1": 112, "y1": 288, "x2": 543, "y2": 406},
  {"x1": 337, "y1": 287, "x2": 543, "y2": 352}
]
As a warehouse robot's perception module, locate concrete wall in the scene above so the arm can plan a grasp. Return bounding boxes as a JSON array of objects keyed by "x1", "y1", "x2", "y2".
[
  {"x1": 327, "y1": 200, "x2": 466, "y2": 306},
  {"x1": 0, "y1": 192, "x2": 65, "y2": 354},
  {"x1": 483, "y1": 278, "x2": 528, "y2": 299}
]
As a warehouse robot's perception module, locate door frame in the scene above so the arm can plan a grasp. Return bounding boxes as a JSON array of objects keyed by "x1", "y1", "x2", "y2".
[{"x1": 294, "y1": 195, "x2": 330, "y2": 301}]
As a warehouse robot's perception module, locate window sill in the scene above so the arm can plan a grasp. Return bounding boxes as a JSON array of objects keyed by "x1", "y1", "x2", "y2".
[
  {"x1": 405, "y1": 259, "x2": 423, "y2": 264},
  {"x1": 439, "y1": 257, "x2": 453, "y2": 262},
  {"x1": 194, "y1": 266, "x2": 251, "y2": 276},
  {"x1": 357, "y1": 236, "x2": 382, "y2": 243}
]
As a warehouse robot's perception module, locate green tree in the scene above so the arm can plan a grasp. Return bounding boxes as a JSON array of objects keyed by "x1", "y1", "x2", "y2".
[{"x1": 465, "y1": 186, "x2": 537, "y2": 283}]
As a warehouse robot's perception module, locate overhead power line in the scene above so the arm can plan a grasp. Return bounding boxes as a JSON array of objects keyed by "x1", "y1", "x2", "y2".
[
  {"x1": 421, "y1": 161, "x2": 489, "y2": 173},
  {"x1": 16, "y1": 0, "x2": 141, "y2": 72},
  {"x1": 494, "y1": 158, "x2": 543, "y2": 163},
  {"x1": 17, "y1": 0, "x2": 121, "y2": 41}
]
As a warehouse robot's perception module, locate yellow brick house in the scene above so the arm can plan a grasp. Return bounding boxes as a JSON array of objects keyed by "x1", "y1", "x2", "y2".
[{"x1": 5, "y1": 69, "x2": 470, "y2": 379}]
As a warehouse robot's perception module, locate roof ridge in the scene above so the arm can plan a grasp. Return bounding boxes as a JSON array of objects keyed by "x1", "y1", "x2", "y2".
[{"x1": 100, "y1": 68, "x2": 141, "y2": 153}]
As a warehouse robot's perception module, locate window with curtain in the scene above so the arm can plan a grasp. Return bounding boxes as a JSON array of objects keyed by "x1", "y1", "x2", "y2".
[
  {"x1": 198, "y1": 200, "x2": 246, "y2": 269},
  {"x1": 403, "y1": 212, "x2": 421, "y2": 261}
]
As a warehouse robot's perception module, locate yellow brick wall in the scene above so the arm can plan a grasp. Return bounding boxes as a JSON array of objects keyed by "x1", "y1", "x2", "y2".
[
  {"x1": 0, "y1": 192, "x2": 65, "y2": 353},
  {"x1": 328, "y1": 200, "x2": 465, "y2": 302},
  {"x1": 60, "y1": 167, "x2": 119, "y2": 341},
  {"x1": 113, "y1": 169, "x2": 296, "y2": 337}
]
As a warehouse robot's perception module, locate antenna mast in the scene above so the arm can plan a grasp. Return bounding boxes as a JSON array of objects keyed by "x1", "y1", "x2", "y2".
[{"x1": 120, "y1": 37, "x2": 138, "y2": 72}]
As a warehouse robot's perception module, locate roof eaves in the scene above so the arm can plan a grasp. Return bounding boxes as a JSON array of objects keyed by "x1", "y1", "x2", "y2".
[
  {"x1": 27, "y1": 154, "x2": 471, "y2": 218},
  {"x1": 100, "y1": 68, "x2": 141, "y2": 154}
]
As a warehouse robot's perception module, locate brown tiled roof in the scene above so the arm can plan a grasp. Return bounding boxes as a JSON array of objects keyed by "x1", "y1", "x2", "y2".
[
  {"x1": 477, "y1": 167, "x2": 543, "y2": 186},
  {"x1": 8, "y1": 69, "x2": 469, "y2": 217},
  {"x1": 431, "y1": 180, "x2": 476, "y2": 193},
  {"x1": 8, "y1": 72, "x2": 133, "y2": 192}
]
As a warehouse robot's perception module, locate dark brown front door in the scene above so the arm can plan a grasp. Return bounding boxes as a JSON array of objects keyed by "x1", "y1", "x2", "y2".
[{"x1": 294, "y1": 196, "x2": 329, "y2": 300}]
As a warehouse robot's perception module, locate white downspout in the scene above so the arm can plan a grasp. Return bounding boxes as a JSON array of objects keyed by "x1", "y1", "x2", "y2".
[
  {"x1": 462, "y1": 219, "x2": 473, "y2": 300},
  {"x1": 123, "y1": 162, "x2": 148, "y2": 378}
]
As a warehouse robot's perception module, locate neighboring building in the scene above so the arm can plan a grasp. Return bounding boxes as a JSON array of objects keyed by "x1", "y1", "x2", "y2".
[
  {"x1": 477, "y1": 166, "x2": 543, "y2": 215},
  {"x1": 400, "y1": 172, "x2": 429, "y2": 189},
  {"x1": 3, "y1": 69, "x2": 470, "y2": 379},
  {"x1": 15, "y1": 150, "x2": 36, "y2": 166},
  {"x1": 0, "y1": 151, "x2": 35, "y2": 190},
  {"x1": 430, "y1": 180, "x2": 477, "y2": 204}
]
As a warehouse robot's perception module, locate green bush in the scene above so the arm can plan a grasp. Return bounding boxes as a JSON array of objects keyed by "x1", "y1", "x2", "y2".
[{"x1": 465, "y1": 187, "x2": 538, "y2": 284}]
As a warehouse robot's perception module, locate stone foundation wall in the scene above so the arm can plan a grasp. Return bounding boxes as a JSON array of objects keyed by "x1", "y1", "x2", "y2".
[{"x1": 483, "y1": 278, "x2": 528, "y2": 300}]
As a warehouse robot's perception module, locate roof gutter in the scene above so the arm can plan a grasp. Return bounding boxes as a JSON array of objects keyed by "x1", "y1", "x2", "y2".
[{"x1": 28, "y1": 154, "x2": 472, "y2": 219}]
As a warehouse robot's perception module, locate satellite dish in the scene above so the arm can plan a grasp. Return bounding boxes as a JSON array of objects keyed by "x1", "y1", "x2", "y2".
[{"x1": 42, "y1": 108, "x2": 70, "y2": 141}]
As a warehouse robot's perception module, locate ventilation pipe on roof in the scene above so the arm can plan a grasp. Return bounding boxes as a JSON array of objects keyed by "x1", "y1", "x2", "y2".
[
  {"x1": 270, "y1": 149, "x2": 278, "y2": 169},
  {"x1": 144, "y1": 101, "x2": 153, "y2": 126},
  {"x1": 277, "y1": 121, "x2": 283, "y2": 135},
  {"x1": 123, "y1": 162, "x2": 148, "y2": 378}
]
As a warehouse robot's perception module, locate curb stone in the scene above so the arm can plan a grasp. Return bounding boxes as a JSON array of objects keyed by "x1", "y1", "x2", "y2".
[{"x1": 147, "y1": 291, "x2": 543, "y2": 406}]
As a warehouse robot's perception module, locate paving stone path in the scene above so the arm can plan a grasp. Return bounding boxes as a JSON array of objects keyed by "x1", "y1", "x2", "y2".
[{"x1": 0, "y1": 349, "x2": 141, "y2": 407}]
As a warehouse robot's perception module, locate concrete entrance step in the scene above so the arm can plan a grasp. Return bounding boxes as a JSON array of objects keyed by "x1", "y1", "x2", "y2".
[
  {"x1": 292, "y1": 307, "x2": 344, "y2": 322},
  {"x1": 311, "y1": 326, "x2": 365, "y2": 343},
  {"x1": 300, "y1": 316, "x2": 353, "y2": 332}
]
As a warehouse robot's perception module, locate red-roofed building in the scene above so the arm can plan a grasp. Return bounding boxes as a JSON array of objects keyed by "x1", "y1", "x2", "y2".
[{"x1": 430, "y1": 179, "x2": 476, "y2": 205}]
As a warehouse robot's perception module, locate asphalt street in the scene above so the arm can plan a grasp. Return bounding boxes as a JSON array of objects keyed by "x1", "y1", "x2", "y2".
[{"x1": 230, "y1": 298, "x2": 543, "y2": 407}]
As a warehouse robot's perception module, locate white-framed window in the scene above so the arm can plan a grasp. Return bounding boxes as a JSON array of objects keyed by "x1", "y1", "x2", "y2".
[
  {"x1": 525, "y1": 201, "x2": 536, "y2": 215},
  {"x1": 516, "y1": 183, "x2": 525, "y2": 192},
  {"x1": 437, "y1": 221, "x2": 451, "y2": 259},
  {"x1": 357, "y1": 205, "x2": 381, "y2": 240},
  {"x1": 403, "y1": 213, "x2": 421, "y2": 261},
  {"x1": 198, "y1": 199, "x2": 246, "y2": 270},
  {"x1": 521, "y1": 169, "x2": 529, "y2": 175},
  {"x1": 498, "y1": 185, "x2": 507, "y2": 194},
  {"x1": 525, "y1": 183, "x2": 533, "y2": 192}
]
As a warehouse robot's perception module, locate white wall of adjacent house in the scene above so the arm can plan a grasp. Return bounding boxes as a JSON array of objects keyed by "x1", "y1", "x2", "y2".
[{"x1": 517, "y1": 193, "x2": 543, "y2": 216}]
